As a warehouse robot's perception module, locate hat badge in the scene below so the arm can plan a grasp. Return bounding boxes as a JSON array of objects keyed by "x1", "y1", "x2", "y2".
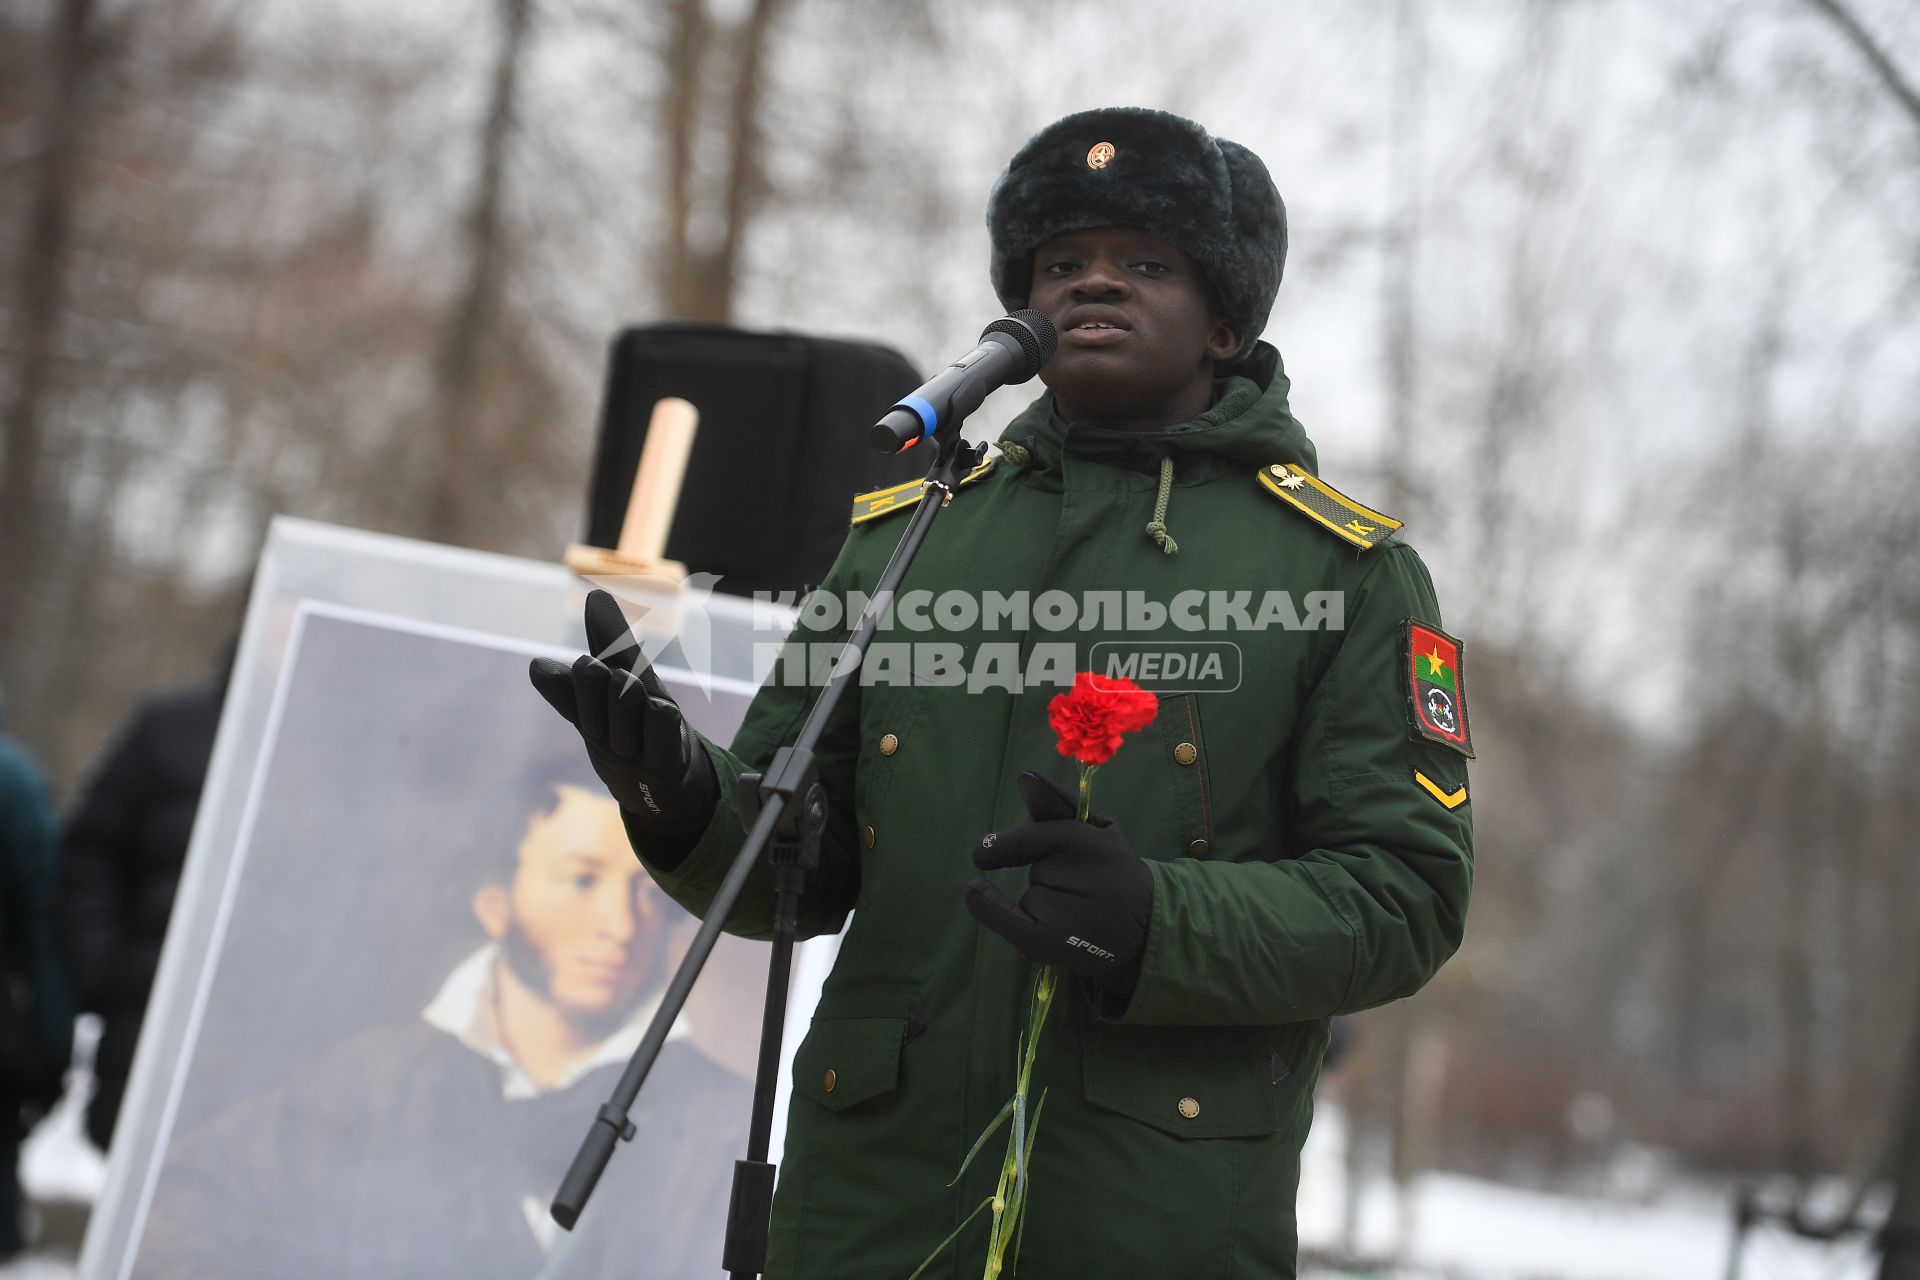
[{"x1": 1086, "y1": 141, "x2": 1115, "y2": 170}]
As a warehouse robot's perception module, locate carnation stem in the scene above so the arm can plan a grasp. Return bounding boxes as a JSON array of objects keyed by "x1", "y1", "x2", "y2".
[
  {"x1": 918, "y1": 735, "x2": 1140, "y2": 1276},
  {"x1": 978, "y1": 964, "x2": 1054, "y2": 1278}
]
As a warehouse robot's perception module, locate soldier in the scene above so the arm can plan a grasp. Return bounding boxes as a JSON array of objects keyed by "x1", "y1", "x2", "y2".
[{"x1": 534, "y1": 106, "x2": 1474, "y2": 1279}]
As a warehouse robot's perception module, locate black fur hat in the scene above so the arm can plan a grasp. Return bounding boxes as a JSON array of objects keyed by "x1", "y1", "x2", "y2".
[{"x1": 987, "y1": 107, "x2": 1286, "y2": 364}]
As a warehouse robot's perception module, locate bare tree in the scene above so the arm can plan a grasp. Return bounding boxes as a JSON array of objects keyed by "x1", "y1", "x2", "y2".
[
  {"x1": 1799, "y1": 0, "x2": 1920, "y2": 136},
  {"x1": 660, "y1": 0, "x2": 788, "y2": 324},
  {"x1": 421, "y1": 0, "x2": 535, "y2": 548},
  {"x1": 1881, "y1": 810, "x2": 1920, "y2": 1280},
  {"x1": 1, "y1": 0, "x2": 96, "y2": 717}
]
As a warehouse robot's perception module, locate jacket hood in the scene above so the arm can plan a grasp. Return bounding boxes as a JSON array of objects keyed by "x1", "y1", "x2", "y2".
[{"x1": 994, "y1": 340, "x2": 1318, "y2": 481}]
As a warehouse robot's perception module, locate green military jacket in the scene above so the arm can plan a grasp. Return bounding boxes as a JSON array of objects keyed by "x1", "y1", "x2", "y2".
[{"x1": 638, "y1": 343, "x2": 1474, "y2": 1279}]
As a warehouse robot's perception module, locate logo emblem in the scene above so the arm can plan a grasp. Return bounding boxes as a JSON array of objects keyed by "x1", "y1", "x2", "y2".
[{"x1": 1087, "y1": 141, "x2": 1115, "y2": 170}]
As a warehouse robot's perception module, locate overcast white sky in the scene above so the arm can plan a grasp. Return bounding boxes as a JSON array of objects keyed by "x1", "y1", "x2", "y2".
[{"x1": 118, "y1": 0, "x2": 1920, "y2": 734}]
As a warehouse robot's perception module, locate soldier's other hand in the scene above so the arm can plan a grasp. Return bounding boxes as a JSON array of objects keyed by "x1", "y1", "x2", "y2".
[
  {"x1": 528, "y1": 588, "x2": 717, "y2": 836},
  {"x1": 964, "y1": 771, "x2": 1154, "y2": 991}
]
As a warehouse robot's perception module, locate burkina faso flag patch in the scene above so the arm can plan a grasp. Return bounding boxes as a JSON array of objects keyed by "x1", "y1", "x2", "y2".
[{"x1": 1403, "y1": 620, "x2": 1474, "y2": 758}]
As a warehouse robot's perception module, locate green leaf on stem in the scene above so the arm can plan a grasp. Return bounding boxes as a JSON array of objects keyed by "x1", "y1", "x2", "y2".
[
  {"x1": 1008, "y1": 1088, "x2": 1049, "y2": 1276},
  {"x1": 1012, "y1": 1090, "x2": 1027, "y2": 1184},
  {"x1": 906, "y1": 1195, "x2": 999, "y2": 1280},
  {"x1": 948, "y1": 1097, "x2": 1015, "y2": 1188}
]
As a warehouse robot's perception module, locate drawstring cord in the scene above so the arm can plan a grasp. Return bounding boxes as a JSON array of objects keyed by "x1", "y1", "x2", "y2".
[
  {"x1": 1001, "y1": 440, "x2": 1177, "y2": 554},
  {"x1": 1145, "y1": 455, "x2": 1178, "y2": 555}
]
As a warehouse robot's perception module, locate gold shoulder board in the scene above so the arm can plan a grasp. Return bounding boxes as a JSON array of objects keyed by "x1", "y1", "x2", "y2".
[
  {"x1": 850, "y1": 455, "x2": 997, "y2": 526},
  {"x1": 1256, "y1": 463, "x2": 1402, "y2": 550}
]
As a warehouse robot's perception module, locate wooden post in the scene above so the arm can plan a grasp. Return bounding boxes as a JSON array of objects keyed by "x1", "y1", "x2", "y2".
[{"x1": 565, "y1": 396, "x2": 699, "y2": 583}]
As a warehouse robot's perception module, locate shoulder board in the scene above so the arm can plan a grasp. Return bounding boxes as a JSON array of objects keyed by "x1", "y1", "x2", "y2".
[
  {"x1": 1256, "y1": 463, "x2": 1402, "y2": 550},
  {"x1": 850, "y1": 455, "x2": 997, "y2": 526}
]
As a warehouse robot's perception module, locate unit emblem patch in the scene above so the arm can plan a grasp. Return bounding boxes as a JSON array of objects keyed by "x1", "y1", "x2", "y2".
[{"x1": 1402, "y1": 620, "x2": 1474, "y2": 758}]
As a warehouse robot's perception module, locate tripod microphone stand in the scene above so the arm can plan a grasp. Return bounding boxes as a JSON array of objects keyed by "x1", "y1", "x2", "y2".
[
  {"x1": 550, "y1": 432, "x2": 993, "y2": 1278},
  {"x1": 552, "y1": 309, "x2": 1054, "y2": 1277}
]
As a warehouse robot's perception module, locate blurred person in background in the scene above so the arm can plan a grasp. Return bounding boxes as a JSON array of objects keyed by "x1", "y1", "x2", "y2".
[
  {"x1": 135, "y1": 761, "x2": 750, "y2": 1278},
  {"x1": 58, "y1": 648, "x2": 230, "y2": 1154},
  {"x1": 0, "y1": 685, "x2": 73, "y2": 1261}
]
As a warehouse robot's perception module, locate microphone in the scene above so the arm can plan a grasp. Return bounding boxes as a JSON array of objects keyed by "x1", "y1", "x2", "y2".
[{"x1": 870, "y1": 310, "x2": 1058, "y2": 454}]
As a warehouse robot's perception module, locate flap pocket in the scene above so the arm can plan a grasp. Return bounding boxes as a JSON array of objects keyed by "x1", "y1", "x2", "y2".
[
  {"x1": 1083, "y1": 1021, "x2": 1291, "y2": 1139},
  {"x1": 792, "y1": 1015, "x2": 904, "y2": 1114}
]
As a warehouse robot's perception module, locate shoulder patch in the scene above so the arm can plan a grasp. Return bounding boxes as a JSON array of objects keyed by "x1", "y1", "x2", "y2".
[
  {"x1": 850, "y1": 455, "x2": 996, "y2": 526},
  {"x1": 1403, "y1": 620, "x2": 1474, "y2": 758},
  {"x1": 1256, "y1": 463, "x2": 1402, "y2": 550}
]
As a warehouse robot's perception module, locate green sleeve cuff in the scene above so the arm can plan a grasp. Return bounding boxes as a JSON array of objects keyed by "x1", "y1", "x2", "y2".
[{"x1": 1097, "y1": 859, "x2": 1178, "y2": 1025}]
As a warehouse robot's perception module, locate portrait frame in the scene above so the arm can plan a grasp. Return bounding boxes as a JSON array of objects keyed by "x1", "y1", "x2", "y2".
[{"x1": 79, "y1": 517, "x2": 834, "y2": 1279}]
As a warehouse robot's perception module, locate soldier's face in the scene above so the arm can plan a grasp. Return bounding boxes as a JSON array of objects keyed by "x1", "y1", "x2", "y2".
[
  {"x1": 1028, "y1": 227, "x2": 1239, "y2": 431},
  {"x1": 497, "y1": 786, "x2": 663, "y2": 1020}
]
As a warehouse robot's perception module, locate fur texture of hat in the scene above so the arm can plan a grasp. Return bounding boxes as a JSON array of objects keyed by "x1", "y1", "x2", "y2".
[{"x1": 987, "y1": 107, "x2": 1286, "y2": 365}]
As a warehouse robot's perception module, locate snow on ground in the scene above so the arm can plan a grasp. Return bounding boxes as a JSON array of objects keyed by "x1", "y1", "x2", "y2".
[
  {"x1": 3, "y1": 1100, "x2": 93, "y2": 1280},
  {"x1": 3, "y1": 1088, "x2": 1880, "y2": 1279},
  {"x1": 2, "y1": 1027, "x2": 103, "y2": 1280},
  {"x1": 1296, "y1": 1106, "x2": 1881, "y2": 1280},
  {"x1": 1312, "y1": 1172, "x2": 1879, "y2": 1279},
  {"x1": 17, "y1": 1091, "x2": 106, "y2": 1208},
  {"x1": 0, "y1": 1258, "x2": 75, "y2": 1280}
]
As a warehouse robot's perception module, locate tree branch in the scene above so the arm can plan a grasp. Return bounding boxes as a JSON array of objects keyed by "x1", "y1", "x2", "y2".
[{"x1": 1800, "y1": 0, "x2": 1920, "y2": 136}]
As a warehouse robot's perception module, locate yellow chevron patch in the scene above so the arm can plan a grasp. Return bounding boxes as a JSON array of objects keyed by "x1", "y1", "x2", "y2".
[
  {"x1": 850, "y1": 455, "x2": 997, "y2": 526},
  {"x1": 1256, "y1": 463, "x2": 1402, "y2": 550},
  {"x1": 1413, "y1": 769, "x2": 1468, "y2": 811}
]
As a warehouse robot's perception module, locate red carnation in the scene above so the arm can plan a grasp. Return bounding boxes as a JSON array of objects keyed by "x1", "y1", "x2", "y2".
[{"x1": 1047, "y1": 672, "x2": 1159, "y2": 767}]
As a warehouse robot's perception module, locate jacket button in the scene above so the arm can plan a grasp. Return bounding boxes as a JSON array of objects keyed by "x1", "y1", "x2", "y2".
[
  {"x1": 879, "y1": 733, "x2": 899, "y2": 756},
  {"x1": 863, "y1": 825, "x2": 877, "y2": 848},
  {"x1": 1178, "y1": 1096, "x2": 1200, "y2": 1119},
  {"x1": 1188, "y1": 839, "x2": 1210, "y2": 859},
  {"x1": 824, "y1": 1069, "x2": 838, "y2": 1092},
  {"x1": 1173, "y1": 742, "x2": 1198, "y2": 766}
]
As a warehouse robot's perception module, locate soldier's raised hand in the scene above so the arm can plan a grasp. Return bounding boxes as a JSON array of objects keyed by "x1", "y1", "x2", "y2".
[{"x1": 529, "y1": 588, "x2": 718, "y2": 841}]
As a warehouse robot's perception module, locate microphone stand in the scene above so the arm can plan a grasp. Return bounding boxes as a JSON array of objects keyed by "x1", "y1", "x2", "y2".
[{"x1": 552, "y1": 428, "x2": 987, "y2": 1279}]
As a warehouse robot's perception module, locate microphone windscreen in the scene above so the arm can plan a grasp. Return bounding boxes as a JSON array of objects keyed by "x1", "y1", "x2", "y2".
[{"x1": 980, "y1": 310, "x2": 1057, "y2": 379}]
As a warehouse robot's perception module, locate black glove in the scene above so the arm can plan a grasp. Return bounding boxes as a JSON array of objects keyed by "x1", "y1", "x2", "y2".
[
  {"x1": 964, "y1": 772, "x2": 1155, "y2": 991},
  {"x1": 529, "y1": 589, "x2": 718, "y2": 854}
]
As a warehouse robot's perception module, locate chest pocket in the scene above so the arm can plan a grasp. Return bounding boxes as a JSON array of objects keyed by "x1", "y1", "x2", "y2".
[{"x1": 792, "y1": 1015, "x2": 907, "y2": 1113}]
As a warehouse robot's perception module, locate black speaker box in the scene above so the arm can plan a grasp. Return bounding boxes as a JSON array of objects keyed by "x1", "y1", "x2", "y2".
[{"x1": 585, "y1": 325, "x2": 926, "y2": 598}]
